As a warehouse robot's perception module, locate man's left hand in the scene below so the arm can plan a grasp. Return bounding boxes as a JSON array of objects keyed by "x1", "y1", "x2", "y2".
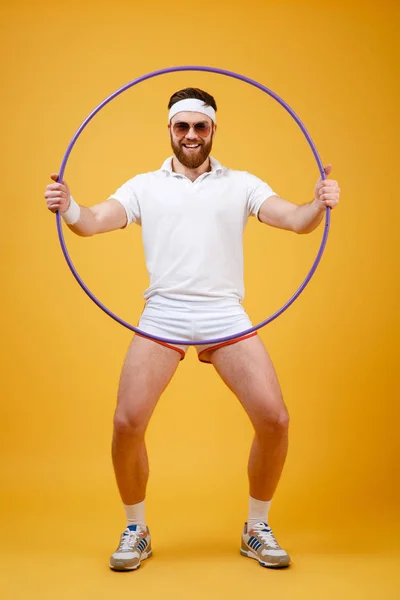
[{"x1": 314, "y1": 164, "x2": 340, "y2": 210}]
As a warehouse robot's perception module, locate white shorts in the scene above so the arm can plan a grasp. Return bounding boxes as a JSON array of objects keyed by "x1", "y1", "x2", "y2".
[{"x1": 136, "y1": 295, "x2": 257, "y2": 363}]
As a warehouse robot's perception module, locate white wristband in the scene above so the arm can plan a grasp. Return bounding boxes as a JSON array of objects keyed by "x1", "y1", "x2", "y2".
[{"x1": 61, "y1": 196, "x2": 81, "y2": 225}]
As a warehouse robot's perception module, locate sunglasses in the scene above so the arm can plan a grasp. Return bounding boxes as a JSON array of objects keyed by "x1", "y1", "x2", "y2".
[{"x1": 172, "y1": 121, "x2": 212, "y2": 138}]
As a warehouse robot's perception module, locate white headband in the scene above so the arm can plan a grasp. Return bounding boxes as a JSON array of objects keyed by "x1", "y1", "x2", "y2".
[{"x1": 168, "y1": 98, "x2": 216, "y2": 123}]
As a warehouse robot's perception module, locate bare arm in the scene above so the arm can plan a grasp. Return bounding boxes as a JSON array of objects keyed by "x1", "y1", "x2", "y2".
[
  {"x1": 44, "y1": 174, "x2": 127, "y2": 236},
  {"x1": 258, "y1": 195, "x2": 325, "y2": 234},
  {"x1": 258, "y1": 165, "x2": 340, "y2": 234},
  {"x1": 67, "y1": 199, "x2": 127, "y2": 236}
]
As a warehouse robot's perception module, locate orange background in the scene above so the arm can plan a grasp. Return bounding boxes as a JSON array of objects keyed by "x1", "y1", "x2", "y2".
[{"x1": 1, "y1": 0, "x2": 399, "y2": 597}]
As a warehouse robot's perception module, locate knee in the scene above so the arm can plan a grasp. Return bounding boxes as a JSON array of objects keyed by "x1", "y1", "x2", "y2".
[
  {"x1": 113, "y1": 407, "x2": 147, "y2": 438},
  {"x1": 255, "y1": 406, "x2": 290, "y2": 438}
]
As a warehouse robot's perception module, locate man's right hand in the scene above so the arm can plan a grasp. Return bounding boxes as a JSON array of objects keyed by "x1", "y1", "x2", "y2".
[{"x1": 44, "y1": 173, "x2": 71, "y2": 214}]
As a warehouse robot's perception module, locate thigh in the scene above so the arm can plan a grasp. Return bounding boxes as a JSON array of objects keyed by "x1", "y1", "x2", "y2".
[
  {"x1": 209, "y1": 335, "x2": 287, "y2": 428},
  {"x1": 116, "y1": 334, "x2": 181, "y2": 425}
]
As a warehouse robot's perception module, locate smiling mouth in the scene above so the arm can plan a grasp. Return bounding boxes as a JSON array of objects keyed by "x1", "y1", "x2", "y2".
[{"x1": 182, "y1": 144, "x2": 201, "y2": 149}]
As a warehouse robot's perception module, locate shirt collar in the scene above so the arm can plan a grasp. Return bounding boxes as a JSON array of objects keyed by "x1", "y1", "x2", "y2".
[{"x1": 160, "y1": 156, "x2": 223, "y2": 175}]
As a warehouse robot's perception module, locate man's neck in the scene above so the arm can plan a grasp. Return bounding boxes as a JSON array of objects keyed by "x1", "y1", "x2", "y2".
[{"x1": 172, "y1": 156, "x2": 211, "y2": 182}]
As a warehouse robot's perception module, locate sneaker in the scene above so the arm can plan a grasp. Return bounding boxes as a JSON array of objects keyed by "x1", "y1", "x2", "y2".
[
  {"x1": 109, "y1": 524, "x2": 152, "y2": 571},
  {"x1": 240, "y1": 521, "x2": 291, "y2": 568}
]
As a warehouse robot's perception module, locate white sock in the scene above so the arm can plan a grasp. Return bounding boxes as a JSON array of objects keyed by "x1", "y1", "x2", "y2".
[
  {"x1": 124, "y1": 500, "x2": 146, "y2": 529},
  {"x1": 248, "y1": 495, "x2": 272, "y2": 529}
]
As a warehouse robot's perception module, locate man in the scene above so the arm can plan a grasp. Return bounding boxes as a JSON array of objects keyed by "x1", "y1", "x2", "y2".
[{"x1": 45, "y1": 87, "x2": 340, "y2": 571}]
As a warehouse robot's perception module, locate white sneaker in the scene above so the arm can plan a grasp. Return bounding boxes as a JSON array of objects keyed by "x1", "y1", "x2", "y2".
[
  {"x1": 241, "y1": 521, "x2": 291, "y2": 568},
  {"x1": 109, "y1": 524, "x2": 152, "y2": 571}
]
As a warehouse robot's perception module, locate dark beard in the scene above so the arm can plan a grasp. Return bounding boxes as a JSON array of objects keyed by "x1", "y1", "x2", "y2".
[{"x1": 170, "y1": 135, "x2": 213, "y2": 169}]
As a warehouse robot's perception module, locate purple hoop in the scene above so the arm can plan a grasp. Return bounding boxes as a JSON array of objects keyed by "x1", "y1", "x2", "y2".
[{"x1": 56, "y1": 65, "x2": 330, "y2": 346}]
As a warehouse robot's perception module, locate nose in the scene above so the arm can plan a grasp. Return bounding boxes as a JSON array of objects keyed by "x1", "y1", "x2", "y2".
[{"x1": 185, "y1": 126, "x2": 198, "y2": 140}]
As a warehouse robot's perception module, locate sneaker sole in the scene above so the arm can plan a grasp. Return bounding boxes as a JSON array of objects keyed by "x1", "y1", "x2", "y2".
[
  {"x1": 240, "y1": 548, "x2": 290, "y2": 569},
  {"x1": 109, "y1": 549, "x2": 153, "y2": 571}
]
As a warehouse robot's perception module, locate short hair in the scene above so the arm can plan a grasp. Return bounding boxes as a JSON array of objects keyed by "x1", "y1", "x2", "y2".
[{"x1": 168, "y1": 87, "x2": 217, "y2": 111}]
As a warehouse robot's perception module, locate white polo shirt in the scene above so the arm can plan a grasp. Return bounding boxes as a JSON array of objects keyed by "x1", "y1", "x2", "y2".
[{"x1": 108, "y1": 157, "x2": 276, "y2": 302}]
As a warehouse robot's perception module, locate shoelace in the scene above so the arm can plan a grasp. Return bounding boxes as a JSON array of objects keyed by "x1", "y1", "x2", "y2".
[
  {"x1": 252, "y1": 524, "x2": 279, "y2": 549},
  {"x1": 119, "y1": 529, "x2": 141, "y2": 551}
]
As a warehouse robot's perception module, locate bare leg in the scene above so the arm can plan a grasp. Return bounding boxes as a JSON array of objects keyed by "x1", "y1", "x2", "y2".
[
  {"x1": 209, "y1": 335, "x2": 289, "y2": 501},
  {"x1": 112, "y1": 335, "x2": 181, "y2": 505}
]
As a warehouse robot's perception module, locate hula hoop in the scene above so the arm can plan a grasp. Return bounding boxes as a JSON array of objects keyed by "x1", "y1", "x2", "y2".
[{"x1": 56, "y1": 65, "x2": 330, "y2": 346}]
